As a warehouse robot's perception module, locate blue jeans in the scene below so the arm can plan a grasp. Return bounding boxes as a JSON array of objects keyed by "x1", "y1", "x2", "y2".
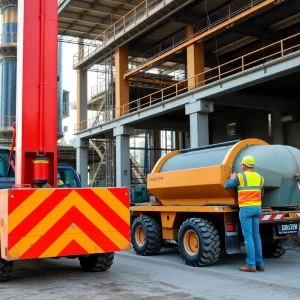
[{"x1": 239, "y1": 206, "x2": 264, "y2": 268}]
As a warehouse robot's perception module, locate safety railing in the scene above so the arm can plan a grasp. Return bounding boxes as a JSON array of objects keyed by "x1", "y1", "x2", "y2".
[
  {"x1": 89, "y1": 74, "x2": 115, "y2": 103},
  {"x1": 0, "y1": 32, "x2": 17, "y2": 45},
  {"x1": 88, "y1": 68, "x2": 184, "y2": 105},
  {"x1": 130, "y1": 154, "x2": 147, "y2": 184},
  {"x1": 0, "y1": 116, "x2": 16, "y2": 129},
  {"x1": 89, "y1": 82, "x2": 108, "y2": 102},
  {"x1": 74, "y1": 33, "x2": 300, "y2": 133},
  {"x1": 73, "y1": 0, "x2": 171, "y2": 66},
  {"x1": 128, "y1": 0, "x2": 265, "y2": 71}
]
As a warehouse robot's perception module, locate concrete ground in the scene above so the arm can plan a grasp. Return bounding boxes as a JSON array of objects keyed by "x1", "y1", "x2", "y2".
[{"x1": 1, "y1": 248, "x2": 300, "y2": 300}]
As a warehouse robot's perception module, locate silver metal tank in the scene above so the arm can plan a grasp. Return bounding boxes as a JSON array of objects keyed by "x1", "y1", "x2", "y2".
[
  {"x1": 159, "y1": 141, "x2": 300, "y2": 207},
  {"x1": 0, "y1": 1, "x2": 18, "y2": 130}
]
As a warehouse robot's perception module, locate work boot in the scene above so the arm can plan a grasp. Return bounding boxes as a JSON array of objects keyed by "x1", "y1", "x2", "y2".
[
  {"x1": 256, "y1": 266, "x2": 265, "y2": 272},
  {"x1": 239, "y1": 265, "x2": 257, "y2": 272}
]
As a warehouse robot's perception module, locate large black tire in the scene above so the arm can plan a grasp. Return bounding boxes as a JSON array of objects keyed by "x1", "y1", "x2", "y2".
[
  {"x1": 131, "y1": 215, "x2": 163, "y2": 256},
  {"x1": 79, "y1": 253, "x2": 114, "y2": 272},
  {"x1": 262, "y1": 241, "x2": 287, "y2": 258},
  {"x1": 178, "y1": 218, "x2": 221, "y2": 267},
  {"x1": 0, "y1": 258, "x2": 13, "y2": 282}
]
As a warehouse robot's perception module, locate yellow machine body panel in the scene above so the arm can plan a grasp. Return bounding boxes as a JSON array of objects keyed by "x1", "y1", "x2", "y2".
[{"x1": 147, "y1": 139, "x2": 268, "y2": 206}]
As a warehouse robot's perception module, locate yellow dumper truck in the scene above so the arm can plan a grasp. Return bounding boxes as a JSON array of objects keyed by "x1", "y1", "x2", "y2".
[{"x1": 131, "y1": 139, "x2": 300, "y2": 266}]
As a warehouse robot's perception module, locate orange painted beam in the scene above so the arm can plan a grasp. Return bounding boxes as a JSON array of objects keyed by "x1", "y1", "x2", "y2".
[
  {"x1": 111, "y1": 77, "x2": 184, "y2": 86},
  {"x1": 115, "y1": 45, "x2": 129, "y2": 117},
  {"x1": 131, "y1": 205, "x2": 237, "y2": 213},
  {"x1": 186, "y1": 25, "x2": 205, "y2": 90},
  {"x1": 124, "y1": 0, "x2": 277, "y2": 80}
]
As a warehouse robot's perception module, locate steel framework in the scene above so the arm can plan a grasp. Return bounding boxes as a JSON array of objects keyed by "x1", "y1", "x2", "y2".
[{"x1": 75, "y1": 32, "x2": 300, "y2": 133}]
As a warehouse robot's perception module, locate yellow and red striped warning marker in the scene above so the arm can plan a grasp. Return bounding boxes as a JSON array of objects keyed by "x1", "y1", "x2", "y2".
[{"x1": 0, "y1": 188, "x2": 131, "y2": 261}]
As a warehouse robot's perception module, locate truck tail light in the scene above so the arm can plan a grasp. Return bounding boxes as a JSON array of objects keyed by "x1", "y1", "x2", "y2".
[{"x1": 226, "y1": 224, "x2": 237, "y2": 232}]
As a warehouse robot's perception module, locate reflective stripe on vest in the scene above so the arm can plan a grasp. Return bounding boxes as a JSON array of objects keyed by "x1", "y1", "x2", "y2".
[{"x1": 237, "y1": 171, "x2": 263, "y2": 207}]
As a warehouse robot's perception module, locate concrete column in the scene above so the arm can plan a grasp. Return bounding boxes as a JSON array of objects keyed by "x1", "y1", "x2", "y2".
[
  {"x1": 76, "y1": 69, "x2": 88, "y2": 129},
  {"x1": 185, "y1": 133, "x2": 191, "y2": 149},
  {"x1": 113, "y1": 126, "x2": 134, "y2": 187},
  {"x1": 189, "y1": 113, "x2": 209, "y2": 147},
  {"x1": 185, "y1": 100, "x2": 214, "y2": 148},
  {"x1": 149, "y1": 130, "x2": 161, "y2": 170},
  {"x1": 75, "y1": 138, "x2": 89, "y2": 187},
  {"x1": 175, "y1": 132, "x2": 185, "y2": 150},
  {"x1": 153, "y1": 130, "x2": 161, "y2": 164},
  {"x1": 115, "y1": 45, "x2": 129, "y2": 117},
  {"x1": 186, "y1": 25, "x2": 205, "y2": 90},
  {"x1": 272, "y1": 111, "x2": 284, "y2": 144}
]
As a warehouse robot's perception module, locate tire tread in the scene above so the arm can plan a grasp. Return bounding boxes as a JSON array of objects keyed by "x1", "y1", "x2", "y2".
[
  {"x1": 179, "y1": 217, "x2": 221, "y2": 267},
  {"x1": 0, "y1": 259, "x2": 13, "y2": 282},
  {"x1": 79, "y1": 253, "x2": 114, "y2": 272},
  {"x1": 132, "y1": 216, "x2": 162, "y2": 256},
  {"x1": 263, "y1": 241, "x2": 286, "y2": 258}
]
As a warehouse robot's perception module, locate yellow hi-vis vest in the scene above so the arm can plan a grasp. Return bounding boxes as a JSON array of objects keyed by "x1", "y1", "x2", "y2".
[{"x1": 237, "y1": 171, "x2": 264, "y2": 207}]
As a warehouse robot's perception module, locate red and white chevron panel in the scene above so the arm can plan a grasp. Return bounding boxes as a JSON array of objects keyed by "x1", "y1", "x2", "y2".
[{"x1": 260, "y1": 214, "x2": 286, "y2": 221}]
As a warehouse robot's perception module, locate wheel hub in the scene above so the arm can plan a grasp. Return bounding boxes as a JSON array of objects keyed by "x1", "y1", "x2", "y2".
[
  {"x1": 184, "y1": 229, "x2": 199, "y2": 256},
  {"x1": 135, "y1": 225, "x2": 146, "y2": 247}
]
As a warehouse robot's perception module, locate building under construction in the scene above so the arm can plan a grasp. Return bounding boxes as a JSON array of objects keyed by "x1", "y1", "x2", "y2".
[{"x1": 58, "y1": 0, "x2": 300, "y2": 188}]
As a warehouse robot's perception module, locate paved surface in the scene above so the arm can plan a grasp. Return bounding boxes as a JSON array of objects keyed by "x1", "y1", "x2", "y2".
[{"x1": 1, "y1": 248, "x2": 300, "y2": 300}]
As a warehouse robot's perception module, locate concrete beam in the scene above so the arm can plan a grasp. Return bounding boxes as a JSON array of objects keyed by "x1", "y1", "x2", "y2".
[
  {"x1": 134, "y1": 118, "x2": 189, "y2": 131},
  {"x1": 60, "y1": 13, "x2": 115, "y2": 27},
  {"x1": 185, "y1": 100, "x2": 214, "y2": 115},
  {"x1": 75, "y1": 51, "x2": 300, "y2": 140},
  {"x1": 59, "y1": 2, "x2": 130, "y2": 16},
  {"x1": 113, "y1": 126, "x2": 134, "y2": 136},
  {"x1": 215, "y1": 92, "x2": 298, "y2": 112},
  {"x1": 230, "y1": 24, "x2": 283, "y2": 42}
]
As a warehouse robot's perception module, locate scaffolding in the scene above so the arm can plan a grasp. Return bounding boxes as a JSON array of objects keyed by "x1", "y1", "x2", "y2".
[
  {"x1": 88, "y1": 59, "x2": 186, "y2": 115},
  {"x1": 104, "y1": 132, "x2": 115, "y2": 187},
  {"x1": 86, "y1": 55, "x2": 186, "y2": 186},
  {"x1": 89, "y1": 133, "x2": 115, "y2": 188},
  {"x1": 90, "y1": 55, "x2": 115, "y2": 124},
  {"x1": 87, "y1": 55, "x2": 116, "y2": 187}
]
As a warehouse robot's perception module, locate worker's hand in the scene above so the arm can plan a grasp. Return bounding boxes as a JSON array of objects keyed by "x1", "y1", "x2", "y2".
[{"x1": 230, "y1": 172, "x2": 237, "y2": 179}]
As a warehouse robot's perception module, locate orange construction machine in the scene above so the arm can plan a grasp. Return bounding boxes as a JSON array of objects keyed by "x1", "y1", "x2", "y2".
[
  {"x1": 0, "y1": 1, "x2": 130, "y2": 281},
  {"x1": 131, "y1": 139, "x2": 300, "y2": 267}
]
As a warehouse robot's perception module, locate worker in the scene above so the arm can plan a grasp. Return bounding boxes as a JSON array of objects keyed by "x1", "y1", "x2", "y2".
[
  {"x1": 224, "y1": 155, "x2": 264, "y2": 273},
  {"x1": 57, "y1": 173, "x2": 64, "y2": 187}
]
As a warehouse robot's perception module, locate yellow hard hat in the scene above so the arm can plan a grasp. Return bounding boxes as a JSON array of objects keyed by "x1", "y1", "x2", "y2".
[{"x1": 240, "y1": 155, "x2": 256, "y2": 167}]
